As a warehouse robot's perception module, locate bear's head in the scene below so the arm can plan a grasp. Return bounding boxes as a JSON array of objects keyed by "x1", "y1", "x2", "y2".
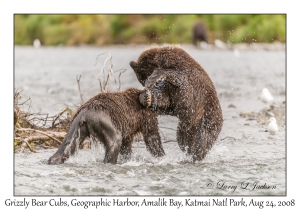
[
  {"x1": 130, "y1": 48, "x2": 159, "y2": 86},
  {"x1": 130, "y1": 46, "x2": 193, "y2": 86}
]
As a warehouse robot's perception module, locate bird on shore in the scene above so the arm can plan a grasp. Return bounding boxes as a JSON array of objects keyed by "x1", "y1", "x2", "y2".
[
  {"x1": 260, "y1": 88, "x2": 274, "y2": 104},
  {"x1": 214, "y1": 39, "x2": 227, "y2": 49},
  {"x1": 233, "y1": 48, "x2": 240, "y2": 57},
  {"x1": 33, "y1": 39, "x2": 41, "y2": 48},
  {"x1": 267, "y1": 117, "x2": 278, "y2": 135}
]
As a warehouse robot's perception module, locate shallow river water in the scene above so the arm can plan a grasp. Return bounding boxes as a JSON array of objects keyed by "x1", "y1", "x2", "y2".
[{"x1": 14, "y1": 45, "x2": 286, "y2": 196}]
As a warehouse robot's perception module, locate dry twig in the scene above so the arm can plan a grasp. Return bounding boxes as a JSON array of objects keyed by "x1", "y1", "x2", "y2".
[
  {"x1": 94, "y1": 52, "x2": 126, "y2": 93},
  {"x1": 20, "y1": 138, "x2": 38, "y2": 153},
  {"x1": 51, "y1": 107, "x2": 72, "y2": 128},
  {"x1": 76, "y1": 75, "x2": 84, "y2": 103}
]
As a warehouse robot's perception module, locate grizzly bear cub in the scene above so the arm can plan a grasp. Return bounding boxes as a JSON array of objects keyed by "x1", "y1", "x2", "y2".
[
  {"x1": 130, "y1": 46, "x2": 223, "y2": 162},
  {"x1": 48, "y1": 88, "x2": 165, "y2": 165},
  {"x1": 192, "y1": 21, "x2": 208, "y2": 45}
]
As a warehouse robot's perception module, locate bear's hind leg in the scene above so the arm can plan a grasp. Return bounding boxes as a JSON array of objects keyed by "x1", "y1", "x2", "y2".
[
  {"x1": 120, "y1": 136, "x2": 134, "y2": 161},
  {"x1": 104, "y1": 138, "x2": 121, "y2": 164},
  {"x1": 142, "y1": 118, "x2": 165, "y2": 157}
]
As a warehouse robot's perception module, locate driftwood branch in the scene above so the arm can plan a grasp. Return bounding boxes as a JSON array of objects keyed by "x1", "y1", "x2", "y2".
[
  {"x1": 17, "y1": 128, "x2": 65, "y2": 144},
  {"x1": 14, "y1": 88, "x2": 71, "y2": 153},
  {"x1": 20, "y1": 138, "x2": 38, "y2": 153}
]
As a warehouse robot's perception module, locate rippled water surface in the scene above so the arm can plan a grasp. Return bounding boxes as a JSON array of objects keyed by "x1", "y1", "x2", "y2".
[{"x1": 14, "y1": 45, "x2": 286, "y2": 195}]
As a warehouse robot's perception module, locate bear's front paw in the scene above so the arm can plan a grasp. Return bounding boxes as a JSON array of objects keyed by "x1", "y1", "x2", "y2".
[
  {"x1": 145, "y1": 70, "x2": 167, "y2": 88},
  {"x1": 139, "y1": 89, "x2": 152, "y2": 108}
]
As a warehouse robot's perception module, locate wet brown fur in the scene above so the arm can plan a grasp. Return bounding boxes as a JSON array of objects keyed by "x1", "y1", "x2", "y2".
[
  {"x1": 70, "y1": 88, "x2": 165, "y2": 160},
  {"x1": 130, "y1": 45, "x2": 223, "y2": 162}
]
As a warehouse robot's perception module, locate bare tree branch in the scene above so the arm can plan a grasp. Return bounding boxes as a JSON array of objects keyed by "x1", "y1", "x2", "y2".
[
  {"x1": 117, "y1": 69, "x2": 127, "y2": 91},
  {"x1": 51, "y1": 107, "x2": 72, "y2": 128},
  {"x1": 93, "y1": 52, "x2": 108, "y2": 66},
  {"x1": 20, "y1": 138, "x2": 38, "y2": 153},
  {"x1": 18, "y1": 97, "x2": 31, "y2": 106},
  {"x1": 76, "y1": 74, "x2": 84, "y2": 103},
  {"x1": 93, "y1": 52, "x2": 127, "y2": 93}
]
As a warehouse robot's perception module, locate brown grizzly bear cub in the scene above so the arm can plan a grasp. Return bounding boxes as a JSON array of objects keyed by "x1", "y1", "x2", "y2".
[
  {"x1": 130, "y1": 45, "x2": 223, "y2": 162},
  {"x1": 48, "y1": 88, "x2": 165, "y2": 165},
  {"x1": 192, "y1": 21, "x2": 208, "y2": 45}
]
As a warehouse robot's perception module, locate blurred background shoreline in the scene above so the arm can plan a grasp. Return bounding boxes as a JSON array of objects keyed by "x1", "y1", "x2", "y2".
[{"x1": 14, "y1": 14, "x2": 286, "y2": 46}]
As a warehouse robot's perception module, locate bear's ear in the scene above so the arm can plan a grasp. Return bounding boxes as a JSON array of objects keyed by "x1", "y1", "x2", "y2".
[
  {"x1": 130, "y1": 61, "x2": 137, "y2": 70},
  {"x1": 130, "y1": 61, "x2": 147, "y2": 86}
]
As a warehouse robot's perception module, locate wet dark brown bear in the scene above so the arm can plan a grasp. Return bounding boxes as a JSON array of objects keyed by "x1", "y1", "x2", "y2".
[
  {"x1": 192, "y1": 21, "x2": 208, "y2": 45},
  {"x1": 48, "y1": 88, "x2": 165, "y2": 165},
  {"x1": 130, "y1": 45, "x2": 223, "y2": 162}
]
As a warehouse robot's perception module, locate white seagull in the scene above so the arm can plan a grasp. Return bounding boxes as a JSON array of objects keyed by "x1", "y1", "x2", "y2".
[
  {"x1": 267, "y1": 117, "x2": 278, "y2": 135},
  {"x1": 260, "y1": 88, "x2": 274, "y2": 104},
  {"x1": 33, "y1": 39, "x2": 41, "y2": 48},
  {"x1": 214, "y1": 39, "x2": 227, "y2": 49},
  {"x1": 233, "y1": 48, "x2": 240, "y2": 57}
]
